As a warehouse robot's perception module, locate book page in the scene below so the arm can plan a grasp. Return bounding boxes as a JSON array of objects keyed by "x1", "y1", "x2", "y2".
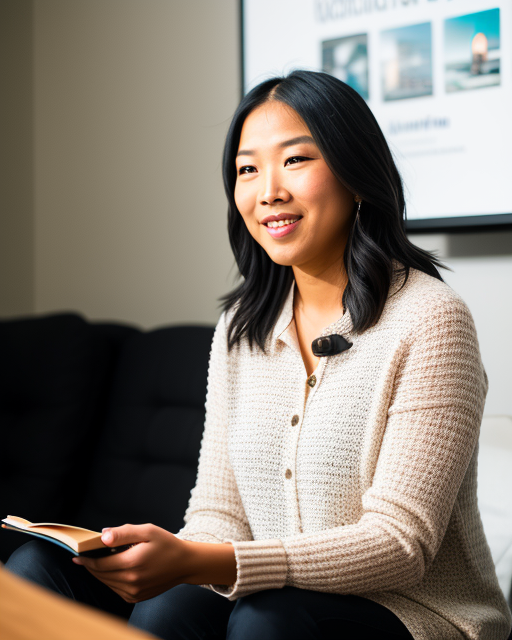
[{"x1": 2, "y1": 516, "x2": 103, "y2": 553}]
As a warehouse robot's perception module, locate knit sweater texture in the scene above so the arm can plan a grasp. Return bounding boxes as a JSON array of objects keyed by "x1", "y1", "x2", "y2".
[{"x1": 176, "y1": 267, "x2": 512, "y2": 640}]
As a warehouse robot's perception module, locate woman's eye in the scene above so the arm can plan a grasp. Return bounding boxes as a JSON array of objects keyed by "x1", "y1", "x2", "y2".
[
  {"x1": 284, "y1": 156, "x2": 309, "y2": 166},
  {"x1": 238, "y1": 165, "x2": 256, "y2": 175}
]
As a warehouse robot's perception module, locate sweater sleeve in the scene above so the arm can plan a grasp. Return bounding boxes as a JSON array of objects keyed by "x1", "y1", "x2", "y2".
[
  {"x1": 175, "y1": 312, "x2": 253, "y2": 546},
  {"x1": 214, "y1": 294, "x2": 488, "y2": 600}
]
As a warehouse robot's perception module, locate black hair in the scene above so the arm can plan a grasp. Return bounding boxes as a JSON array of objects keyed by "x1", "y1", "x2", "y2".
[{"x1": 220, "y1": 70, "x2": 444, "y2": 351}]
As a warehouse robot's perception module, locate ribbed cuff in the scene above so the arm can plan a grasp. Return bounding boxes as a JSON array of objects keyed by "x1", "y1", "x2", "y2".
[{"x1": 209, "y1": 538, "x2": 288, "y2": 601}]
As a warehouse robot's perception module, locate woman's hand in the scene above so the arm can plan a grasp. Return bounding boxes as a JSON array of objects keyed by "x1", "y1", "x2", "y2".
[
  {"x1": 72, "y1": 524, "x2": 237, "y2": 603},
  {"x1": 72, "y1": 524, "x2": 190, "y2": 603}
]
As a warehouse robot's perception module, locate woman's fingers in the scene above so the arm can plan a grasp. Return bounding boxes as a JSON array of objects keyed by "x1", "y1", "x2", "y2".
[
  {"x1": 72, "y1": 522, "x2": 185, "y2": 603},
  {"x1": 82, "y1": 565, "x2": 145, "y2": 601},
  {"x1": 84, "y1": 564, "x2": 177, "y2": 603},
  {"x1": 73, "y1": 545, "x2": 141, "y2": 573},
  {"x1": 72, "y1": 523, "x2": 155, "y2": 571},
  {"x1": 102, "y1": 523, "x2": 153, "y2": 547},
  {"x1": 83, "y1": 566, "x2": 136, "y2": 587}
]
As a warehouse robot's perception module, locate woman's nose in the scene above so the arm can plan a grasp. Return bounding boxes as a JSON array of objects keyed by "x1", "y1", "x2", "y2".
[{"x1": 260, "y1": 171, "x2": 290, "y2": 206}]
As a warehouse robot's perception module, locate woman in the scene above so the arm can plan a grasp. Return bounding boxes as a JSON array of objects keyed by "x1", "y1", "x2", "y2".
[{"x1": 7, "y1": 71, "x2": 511, "y2": 640}]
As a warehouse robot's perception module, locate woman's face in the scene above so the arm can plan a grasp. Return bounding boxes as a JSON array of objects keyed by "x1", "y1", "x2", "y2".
[{"x1": 234, "y1": 100, "x2": 356, "y2": 274}]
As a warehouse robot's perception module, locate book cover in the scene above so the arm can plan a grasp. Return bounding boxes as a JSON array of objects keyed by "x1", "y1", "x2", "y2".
[{"x1": 2, "y1": 516, "x2": 131, "y2": 557}]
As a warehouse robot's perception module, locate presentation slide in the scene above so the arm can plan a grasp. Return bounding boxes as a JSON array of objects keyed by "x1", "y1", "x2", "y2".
[{"x1": 243, "y1": 0, "x2": 512, "y2": 226}]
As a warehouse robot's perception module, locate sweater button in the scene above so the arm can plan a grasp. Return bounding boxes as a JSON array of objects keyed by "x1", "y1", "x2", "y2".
[
  {"x1": 291, "y1": 415, "x2": 299, "y2": 426},
  {"x1": 307, "y1": 375, "x2": 317, "y2": 388},
  {"x1": 285, "y1": 469, "x2": 292, "y2": 479}
]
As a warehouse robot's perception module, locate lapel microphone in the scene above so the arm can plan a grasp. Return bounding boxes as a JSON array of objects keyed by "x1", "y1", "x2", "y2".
[{"x1": 311, "y1": 334, "x2": 352, "y2": 357}]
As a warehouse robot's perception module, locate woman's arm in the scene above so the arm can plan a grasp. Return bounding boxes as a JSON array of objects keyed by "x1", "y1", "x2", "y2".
[
  {"x1": 212, "y1": 295, "x2": 488, "y2": 600},
  {"x1": 73, "y1": 525, "x2": 237, "y2": 603}
]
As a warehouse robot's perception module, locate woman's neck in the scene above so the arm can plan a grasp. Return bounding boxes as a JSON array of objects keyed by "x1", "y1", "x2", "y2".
[
  {"x1": 292, "y1": 259, "x2": 347, "y2": 329},
  {"x1": 291, "y1": 260, "x2": 347, "y2": 377}
]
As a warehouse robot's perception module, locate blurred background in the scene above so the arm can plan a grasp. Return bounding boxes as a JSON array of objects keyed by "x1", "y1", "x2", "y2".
[{"x1": 1, "y1": 0, "x2": 511, "y2": 415}]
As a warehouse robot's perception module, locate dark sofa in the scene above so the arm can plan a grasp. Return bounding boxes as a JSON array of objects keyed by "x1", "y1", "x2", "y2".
[{"x1": 0, "y1": 312, "x2": 214, "y2": 563}]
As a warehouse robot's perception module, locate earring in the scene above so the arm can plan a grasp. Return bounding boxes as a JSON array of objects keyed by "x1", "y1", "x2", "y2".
[{"x1": 354, "y1": 196, "x2": 362, "y2": 220}]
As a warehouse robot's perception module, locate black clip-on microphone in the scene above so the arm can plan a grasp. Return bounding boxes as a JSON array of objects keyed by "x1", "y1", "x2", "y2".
[{"x1": 311, "y1": 334, "x2": 352, "y2": 357}]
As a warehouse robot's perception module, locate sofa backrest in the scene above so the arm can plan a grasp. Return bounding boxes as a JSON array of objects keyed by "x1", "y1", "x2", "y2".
[
  {"x1": 76, "y1": 324, "x2": 215, "y2": 535},
  {"x1": 0, "y1": 313, "x2": 138, "y2": 562}
]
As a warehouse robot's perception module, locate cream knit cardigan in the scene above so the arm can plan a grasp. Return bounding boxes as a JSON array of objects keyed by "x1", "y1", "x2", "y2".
[{"x1": 176, "y1": 268, "x2": 512, "y2": 640}]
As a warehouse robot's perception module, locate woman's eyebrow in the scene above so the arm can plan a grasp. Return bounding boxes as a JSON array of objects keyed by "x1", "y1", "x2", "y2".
[
  {"x1": 236, "y1": 135, "x2": 316, "y2": 158},
  {"x1": 278, "y1": 135, "x2": 316, "y2": 149}
]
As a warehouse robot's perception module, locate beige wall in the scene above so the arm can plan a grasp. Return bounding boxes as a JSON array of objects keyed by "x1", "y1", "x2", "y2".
[
  {"x1": 33, "y1": 0, "x2": 239, "y2": 328},
  {"x1": 0, "y1": 0, "x2": 34, "y2": 316}
]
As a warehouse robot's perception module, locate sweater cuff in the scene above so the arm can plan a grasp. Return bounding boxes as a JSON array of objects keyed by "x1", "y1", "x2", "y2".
[{"x1": 209, "y1": 539, "x2": 288, "y2": 601}]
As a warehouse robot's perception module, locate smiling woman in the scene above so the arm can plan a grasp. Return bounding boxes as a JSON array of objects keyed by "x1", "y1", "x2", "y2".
[
  {"x1": 186, "y1": 70, "x2": 510, "y2": 640},
  {"x1": 220, "y1": 72, "x2": 445, "y2": 356},
  {"x1": 233, "y1": 99, "x2": 357, "y2": 374},
  {"x1": 6, "y1": 71, "x2": 512, "y2": 640},
  {"x1": 234, "y1": 102, "x2": 354, "y2": 271}
]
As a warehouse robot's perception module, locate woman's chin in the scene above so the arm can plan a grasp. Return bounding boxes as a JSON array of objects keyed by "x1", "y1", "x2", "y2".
[
  {"x1": 256, "y1": 237, "x2": 306, "y2": 268},
  {"x1": 266, "y1": 254, "x2": 299, "y2": 268}
]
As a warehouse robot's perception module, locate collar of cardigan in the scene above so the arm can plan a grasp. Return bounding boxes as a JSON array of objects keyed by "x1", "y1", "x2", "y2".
[
  {"x1": 270, "y1": 280, "x2": 353, "y2": 353},
  {"x1": 270, "y1": 262, "x2": 407, "y2": 352}
]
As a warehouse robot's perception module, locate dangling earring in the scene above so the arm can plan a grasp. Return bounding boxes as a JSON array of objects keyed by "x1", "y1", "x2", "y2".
[{"x1": 354, "y1": 196, "x2": 362, "y2": 222}]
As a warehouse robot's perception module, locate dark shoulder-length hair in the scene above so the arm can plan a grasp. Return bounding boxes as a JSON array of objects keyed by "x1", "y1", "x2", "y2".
[{"x1": 220, "y1": 70, "x2": 444, "y2": 351}]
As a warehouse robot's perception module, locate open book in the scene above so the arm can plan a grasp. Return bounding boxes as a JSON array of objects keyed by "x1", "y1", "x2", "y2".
[{"x1": 2, "y1": 516, "x2": 131, "y2": 557}]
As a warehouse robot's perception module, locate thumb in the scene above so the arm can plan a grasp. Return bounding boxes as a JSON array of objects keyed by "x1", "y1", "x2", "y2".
[{"x1": 101, "y1": 523, "x2": 150, "y2": 547}]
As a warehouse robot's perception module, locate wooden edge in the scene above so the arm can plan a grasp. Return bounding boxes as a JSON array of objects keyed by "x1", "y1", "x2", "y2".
[{"x1": 0, "y1": 565, "x2": 154, "y2": 640}]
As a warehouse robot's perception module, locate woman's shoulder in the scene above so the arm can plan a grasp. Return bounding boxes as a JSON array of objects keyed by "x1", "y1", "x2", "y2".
[
  {"x1": 385, "y1": 267, "x2": 487, "y2": 401},
  {"x1": 385, "y1": 266, "x2": 475, "y2": 337},
  {"x1": 396, "y1": 265, "x2": 457, "y2": 299}
]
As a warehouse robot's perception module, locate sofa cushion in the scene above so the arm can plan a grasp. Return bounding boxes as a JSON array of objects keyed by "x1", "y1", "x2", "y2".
[{"x1": 77, "y1": 324, "x2": 214, "y2": 535}]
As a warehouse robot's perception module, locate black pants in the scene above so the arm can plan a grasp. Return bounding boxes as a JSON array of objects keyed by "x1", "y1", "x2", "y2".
[{"x1": 6, "y1": 541, "x2": 414, "y2": 640}]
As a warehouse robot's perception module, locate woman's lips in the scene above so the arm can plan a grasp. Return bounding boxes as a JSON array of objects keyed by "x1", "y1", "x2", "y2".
[{"x1": 264, "y1": 218, "x2": 302, "y2": 238}]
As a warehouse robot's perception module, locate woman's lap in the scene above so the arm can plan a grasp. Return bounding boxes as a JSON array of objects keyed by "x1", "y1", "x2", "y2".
[
  {"x1": 130, "y1": 584, "x2": 235, "y2": 639},
  {"x1": 6, "y1": 541, "x2": 413, "y2": 640},
  {"x1": 131, "y1": 584, "x2": 413, "y2": 640},
  {"x1": 227, "y1": 587, "x2": 413, "y2": 640},
  {"x1": 5, "y1": 540, "x2": 133, "y2": 619}
]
